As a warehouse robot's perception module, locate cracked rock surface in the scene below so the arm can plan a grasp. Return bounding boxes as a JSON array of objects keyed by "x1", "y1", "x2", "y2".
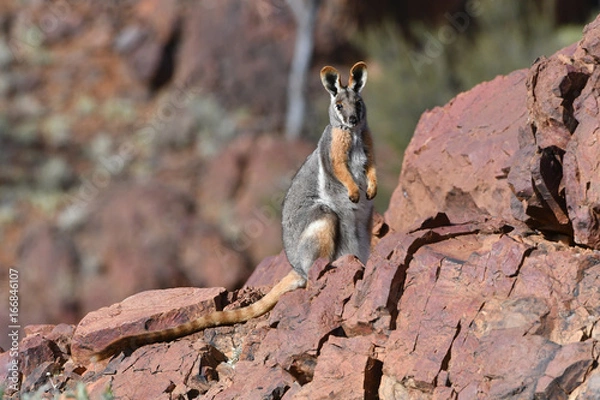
[{"x1": 4, "y1": 14, "x2": 600, "y2": 400}]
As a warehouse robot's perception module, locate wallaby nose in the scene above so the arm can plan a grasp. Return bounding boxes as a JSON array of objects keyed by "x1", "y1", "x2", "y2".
[{"x1": 349, "y1": 115, "x2": 358, "y2": 125}]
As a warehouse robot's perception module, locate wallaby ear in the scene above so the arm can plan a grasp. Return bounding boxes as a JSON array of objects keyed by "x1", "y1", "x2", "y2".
[
  {"x1": 348, "y1": 61, "x2": 367, "y2": 93},
  {"x1": 320, "y1": 66, "x2": 342, "y2": 97}
]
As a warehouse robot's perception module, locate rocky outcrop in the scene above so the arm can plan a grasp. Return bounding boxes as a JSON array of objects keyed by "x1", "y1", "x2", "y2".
[
  {"x1": 5, "y1": 13, "x2": 600, "y2": 400},
  {"x1": 386, "y1": 16, "x2": 600, "y2": 249},
  {"x1": 384, "y1": 67, "x2": 528, "y2": 232}
]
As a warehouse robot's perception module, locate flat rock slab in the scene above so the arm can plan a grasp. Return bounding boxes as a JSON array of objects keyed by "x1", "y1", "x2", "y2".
[{"x1": 71, "y1": 286, "x2": 226, "y2": 363}]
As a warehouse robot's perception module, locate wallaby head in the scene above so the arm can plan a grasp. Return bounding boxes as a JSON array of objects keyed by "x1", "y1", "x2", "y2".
[{"x1": 320, "y1": 61, "x2": 368, "y2": 129}]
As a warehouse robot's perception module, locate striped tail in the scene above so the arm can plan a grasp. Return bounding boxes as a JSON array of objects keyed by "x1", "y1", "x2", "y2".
[{"x1": 91, "y1": 270, "x2": 306, "y2": 362}]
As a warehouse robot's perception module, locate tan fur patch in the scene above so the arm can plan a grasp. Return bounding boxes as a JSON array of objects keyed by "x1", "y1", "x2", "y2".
[
  {"x1": 362, "y1": 128, "x2": 377, "y2": 200},
  {"x1": 300, "y1": 218, "x2": 337, "y2": 260},
  {"x1": 314, "y1": 217, "x2": 337, "y2": 259},
  {"x1": 330, "y1": 127, "x2": 360, "y2": 202}
]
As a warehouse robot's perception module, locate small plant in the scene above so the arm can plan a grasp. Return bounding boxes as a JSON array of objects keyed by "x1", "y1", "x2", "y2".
[{"x1": 227, "y1": 344, "x2": 243, "y2": 368}]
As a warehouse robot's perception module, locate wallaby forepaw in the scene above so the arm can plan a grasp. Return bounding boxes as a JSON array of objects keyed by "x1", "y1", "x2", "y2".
[
  {"x1": 366, "y1": 180, "x2": 377, "y2": 199},
  {"x1": 366, "y1": 186, "x2": 377, "y2": 200},
  {"x1": 349, "y1": 190, "x2": 360, "y2": 203}
]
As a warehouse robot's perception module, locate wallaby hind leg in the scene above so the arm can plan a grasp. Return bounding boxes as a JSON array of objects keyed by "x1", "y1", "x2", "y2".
[{"x1": 292, "y1": 207, "x2": 338, "y2": 279}]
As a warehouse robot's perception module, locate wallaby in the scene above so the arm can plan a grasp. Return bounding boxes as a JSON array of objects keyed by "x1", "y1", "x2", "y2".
[
  {"x1": 281, "y1": 61, "x2": 376, "y2": 279},
  {"x1": 91, "y1": 62, "x2": 376, "y2": 362}
]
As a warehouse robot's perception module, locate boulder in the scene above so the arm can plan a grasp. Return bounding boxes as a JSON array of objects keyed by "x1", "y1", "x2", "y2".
[
  {"x1": 71, "y1": 286, "x2": 227, "y2": 363},
  {"x1": 385, "y1": 69, "x2": 528, "y2": 232}
]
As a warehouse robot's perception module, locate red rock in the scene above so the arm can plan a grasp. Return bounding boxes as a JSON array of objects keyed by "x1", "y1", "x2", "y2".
[
  {"x1": 71, "y1": 286, "x2": 226, "y2": 363},
  {"x1": 134, "y1": 0, "x2": 178, "y2": 43},
  {"x1": 116, "y1": 0, "x2": 178, "y2": 86},
  {"x1": 433, "y1": 386, "x2": 457, "y2": 400},
  {"x1": 370, "y1": 211, "x2": 390, "y2": 246},
  {"x1": 375, "y1": 18, "x2": 600, "y2": 398},
  {"x1": 509, "y1": 52, "x2": 589, "y2": 235},
  {"x1": 510, "y1": 245, "x2": 600, "y2": 345},
  {"x1": 379, "y1": 228, "x2": 600, "y2": 397},
  {"x1": 573, "y1": 368, "x2": 600, "y2": 399},
  {"x1": 197, "y1": 134, "x2": 255, "y2": 224},
  {"x1": 579, "y1": 13, "x2": 600, "y2": 59},
  {"x1": 526, "y1": 56, "x2": 578, "y2": 149},
  {"x1": 385, "y1": 70, "x2": 528, "y2": 232},
  {"x1": 108, "y1": 339, "x2": 208, "y2": 399},
  {"x1": 535, "y1": 341, "x2": 596, "y2": 398},
  {"x1": 292, "y1": 335, "x2": 381, "y2": 400},
  {"x1": 22, "y1": 323, "x2": 75, "y2": 356},
  {"x1": 386, "y1": 14, "x2": 600, "y2": 244},
  {"x1": 506, "y1": 17, "x2": 600, "y2": 244},
  {"x1": 8, "y1": 177, "x2": 250, "y2": 355},
  {"x1": 261, "y1": 255, "x2": 364, "y2": 369},
  {"x1": 46, "y1": 324, "x2": 76, "y2": 355},
  {"x1": 564, "y1": 65, "x2": 600, "y2": 248},
  {"x1": 20, "y1": 361, "x2": 62, "y2": 394},
  {"x1": 343, "y1": 219, "x2": 512, "y2": 337},
  {"x1": 209, "y1": 361, "x2": 295, "y2": 400},
  {"x1": 469, "y1": 297, "x2": 550, "y2": 338},
  {"x1": 18, "y1": 334, "x2": 62, "y2": 379},
  {"x1": 176, "y1": 2, "x2": 295, "y2": 126},
  {"x1": 23, "y1": 325, "x2": 55, "y2": 338},
  {"x1": 85, "y1": 375, "x2": 114, "y2": 399},
  {"x1": 460, "y1": 332, "x2": 560, "y2": 398},
  {"x1": 383, "y1": 233, "x2": 485, "y2": 389},
  {"x1": 342, "y1": 232, "x2": 404, "y2": 336}
]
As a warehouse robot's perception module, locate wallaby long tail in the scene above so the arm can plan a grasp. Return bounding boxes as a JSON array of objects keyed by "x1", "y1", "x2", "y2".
[{"x1": 91, "y1": 270, "x2": 306, "y2": 361}]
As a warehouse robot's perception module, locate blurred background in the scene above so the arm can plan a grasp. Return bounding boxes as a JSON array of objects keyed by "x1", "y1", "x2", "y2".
[{"x1": 0, "y1": 0, "x2": 598, "y2": 350}]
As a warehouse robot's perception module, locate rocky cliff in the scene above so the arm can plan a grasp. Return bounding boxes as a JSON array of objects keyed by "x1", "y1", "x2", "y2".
[{"x1": 3, "y1": 13, "x2": 600, "y2": 400}]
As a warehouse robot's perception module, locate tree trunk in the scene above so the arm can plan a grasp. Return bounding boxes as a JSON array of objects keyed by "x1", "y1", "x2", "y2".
[{"x1": 285, "y1": 0, "x2": 320, "y2": 140}]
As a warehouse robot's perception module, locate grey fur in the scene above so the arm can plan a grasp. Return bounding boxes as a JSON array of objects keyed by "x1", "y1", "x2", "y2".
[{"x1": 282, "y1": 64, "x2": 373, "y2": 280}]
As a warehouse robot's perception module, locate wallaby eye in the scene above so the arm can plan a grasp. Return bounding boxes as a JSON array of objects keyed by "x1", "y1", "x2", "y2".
[{"x1": 335, "y1": 103, "x2": 343, "y2": 110}]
